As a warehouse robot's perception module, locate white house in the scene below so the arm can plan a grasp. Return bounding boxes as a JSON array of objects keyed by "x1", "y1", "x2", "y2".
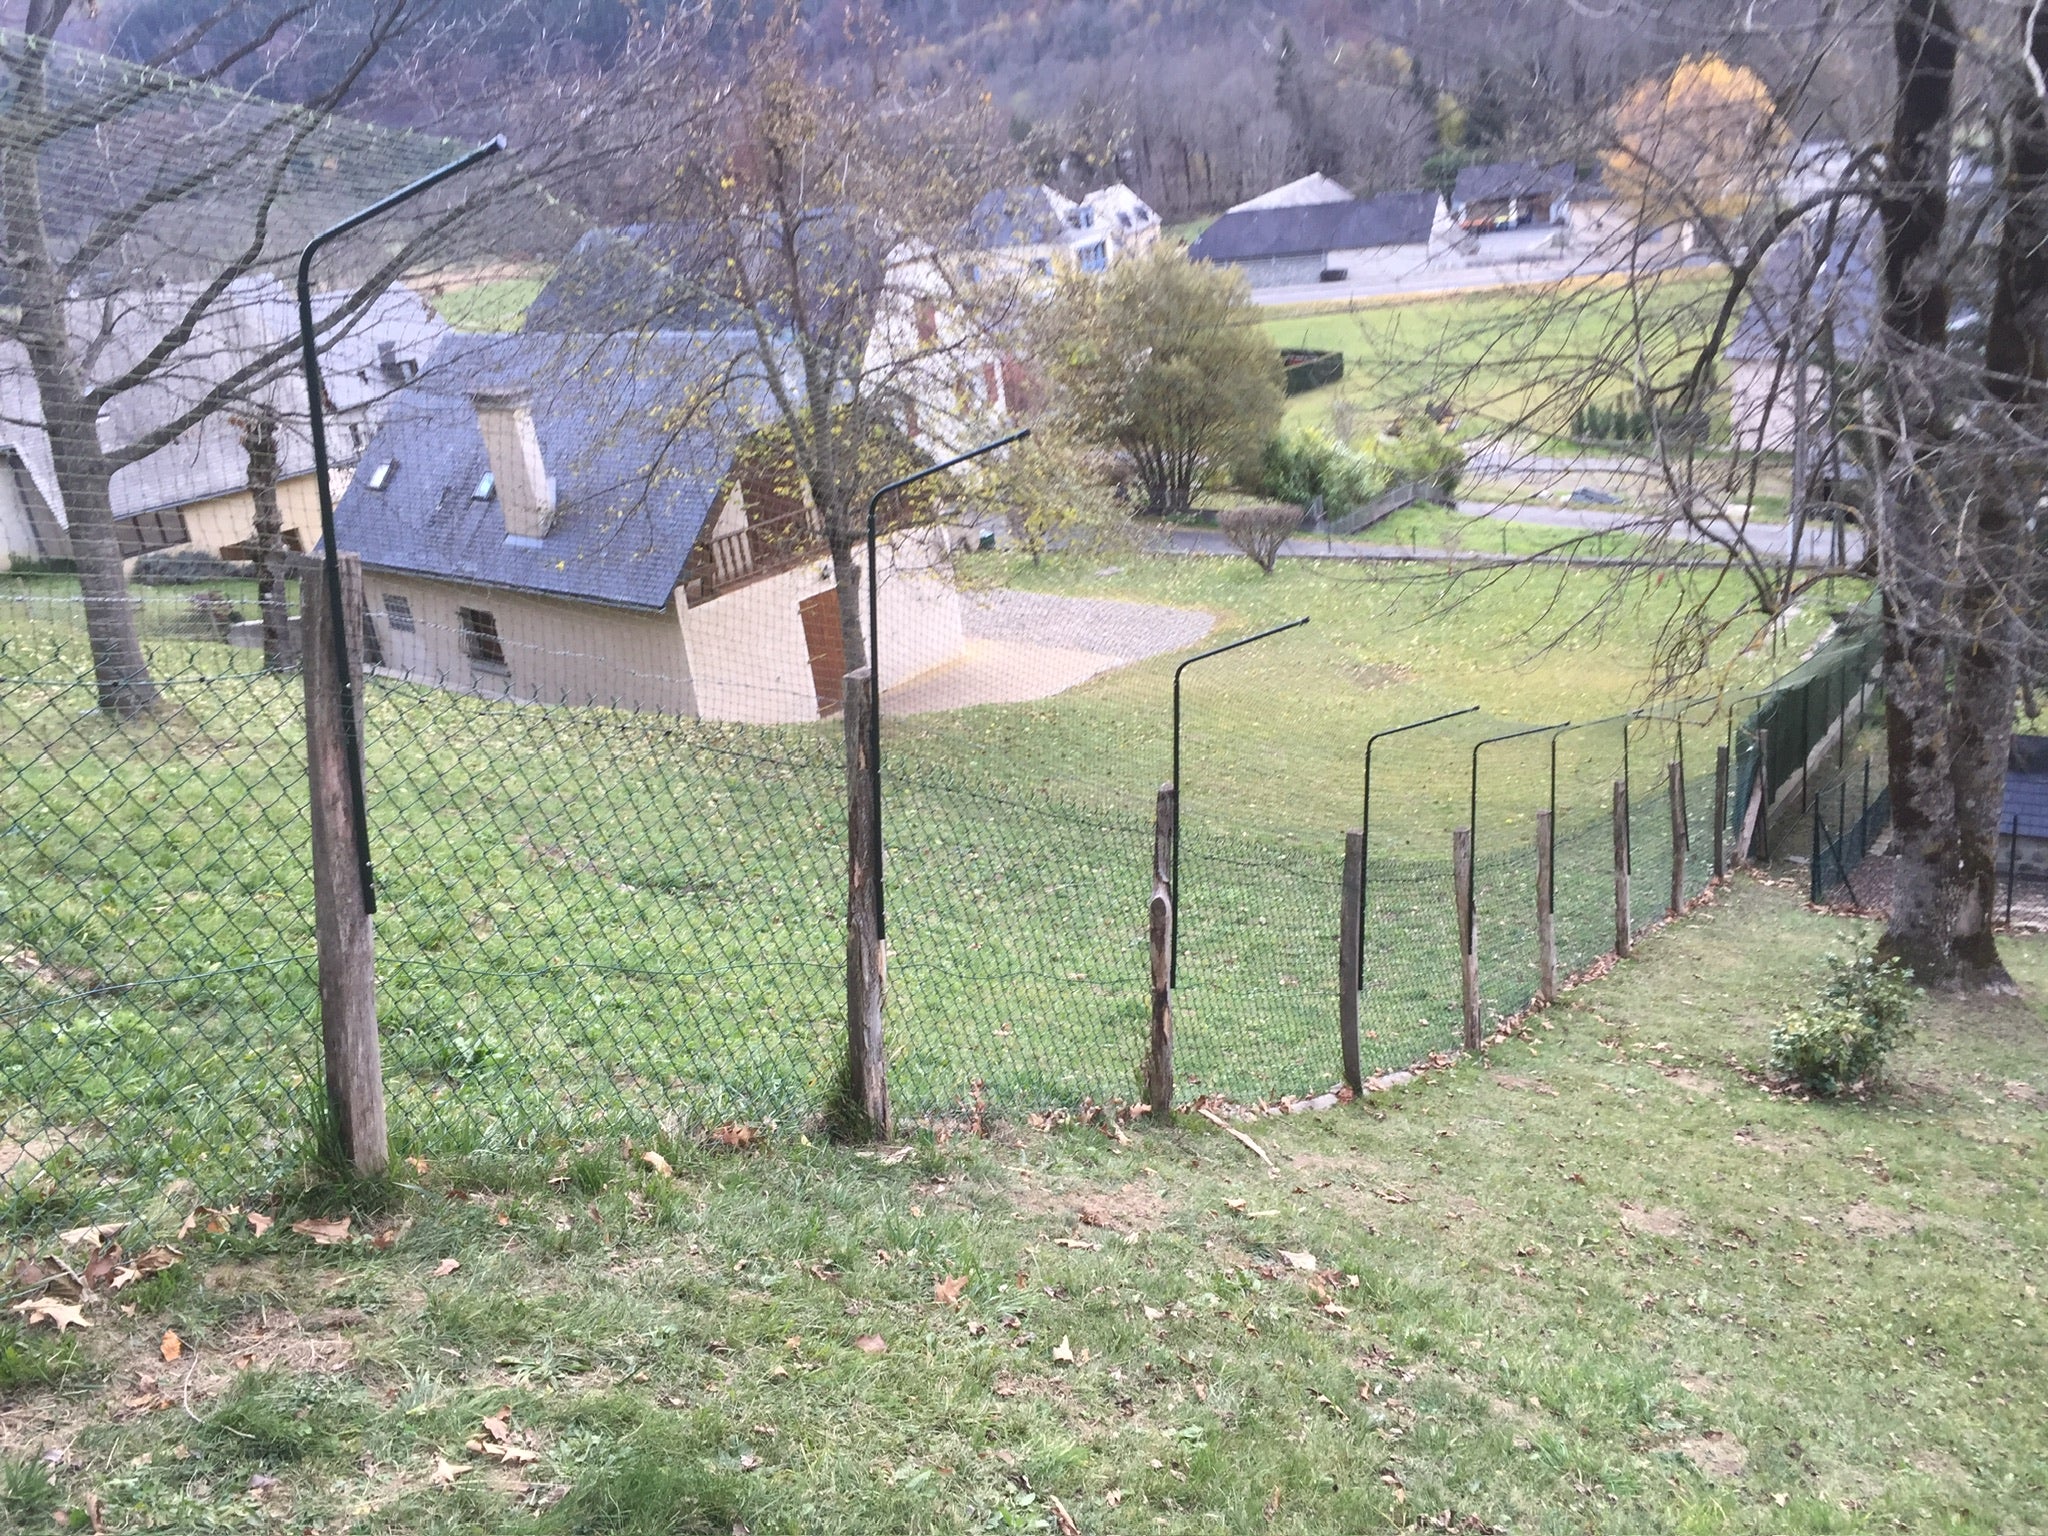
[
  {"x1": 965, "y1": 183, "x2": 1162, "y2": 279},
  {"x1": 1186, "y1": 184, "x2": 1454, "y2": 288}
]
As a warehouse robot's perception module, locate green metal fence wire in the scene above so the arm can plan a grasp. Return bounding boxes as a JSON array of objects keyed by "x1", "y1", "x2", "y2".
[{"x1": 4, "y1": 571, "x2": 1882, "y2": 1256}]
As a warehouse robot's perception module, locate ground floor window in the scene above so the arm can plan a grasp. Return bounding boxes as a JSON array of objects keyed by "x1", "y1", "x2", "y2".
[{"x1": 457, "y1": 606, "x2": 508, "y2": 670}]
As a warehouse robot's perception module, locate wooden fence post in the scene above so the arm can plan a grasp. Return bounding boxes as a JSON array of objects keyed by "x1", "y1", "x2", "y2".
[
  {"x1": 1453, "y1": 827, "x2": 1480, "y2": 1051},
  {"x1": 843, "y1": 667, "x2": 891, "y2": 1139},
  {"x1": 1667, "y1": 760, "x2": 1687, "y2": 915},
  {"x1": 1713, "y1": 744, "x2": 1730, "y2": 879},
  {"x1": 303, "y1": 552, "x2": 386, "y2": 1176},
  {"x1": 1535, "y1": 810, "x2": 1556, "y2": 1004},
  {"x1": 1339, "y1": 828, "x2": 1364, "y2": 1093},
  {"x1": 1146, "y1": 785, "x2": 1177, "y2": 1120},
  {"x1": 1612, "y1": 780, "x2": 1632, "y2": 958}
]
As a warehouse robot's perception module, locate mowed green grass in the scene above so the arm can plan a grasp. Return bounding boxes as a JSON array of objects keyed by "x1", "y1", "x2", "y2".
[
  {"x1": 1261, "y1": 272, "x2": 1728, "y2": 439},
  {"x1": 3, "y1": 879, "x2": 2042, "y2": 1534},
  {"x1": 1, "y1": 560, "x2": 1828, "y2": 1230}
]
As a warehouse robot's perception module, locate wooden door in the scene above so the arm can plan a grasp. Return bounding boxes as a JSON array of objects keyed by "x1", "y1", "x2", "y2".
[{"x1": 798, "y1": 587, "x2": 846, "y2": 717}]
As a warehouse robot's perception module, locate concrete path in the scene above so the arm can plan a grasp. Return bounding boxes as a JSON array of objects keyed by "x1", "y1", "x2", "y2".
[{"x1": 882, "y1": 588, "x2": 1214, "y2": 715}]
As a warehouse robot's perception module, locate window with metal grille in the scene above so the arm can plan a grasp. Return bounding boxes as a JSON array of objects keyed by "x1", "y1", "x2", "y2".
[
  {"x1": 383, "y1": 594, "x2": 414, "y2": 633},
  {"x1": 457, "y1": 606, "x2": 507, "y2": 669}
]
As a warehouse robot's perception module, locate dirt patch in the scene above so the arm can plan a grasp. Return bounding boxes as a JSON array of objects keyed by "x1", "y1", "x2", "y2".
[
  {"x1": 1732, "y1": 1125, "x2": 1805, "y2": 1155},
  {"x1": 1840, "y1": 1199, "x2": 1917, "y2": 1238},
  {"x1": 1345, "y1": 661, "x2": 1417, "y2": 692},
  {"x1": 1675, "y1": 1371, "x2": 1720, "y2": 1398},
  {"x1": 2003, "y1": 1080, "x2": 2038, "y2": 1104},
  {"x1": 1909, "y1": 1449, "x2": 1969, "y2": 1484},
  {"x1": 1491, "y1": 1074, "x2": 1558, "y2": 1097},
  {"x1": 1618, "y1": 1203, "x2": 1689, "y2": 1239},
  {"x1": 1659, "y1": 1068, "x2": 1722, "y2": 1095},
  {"x1": 1009, "y1": 1180, "x2": 1175, "y2": 1235},
  {"x1": 1678, "y1": 1431, "x2": 1747, "y2": 1480},
  {"x1": 0, "y1": 1133, "x2": 67, "y2": 1183}
]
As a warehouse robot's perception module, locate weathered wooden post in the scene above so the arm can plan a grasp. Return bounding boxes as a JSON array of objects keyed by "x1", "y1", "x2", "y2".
[
  {"x1": 1338, "y1": 828, "x2": 1364, "y2": 1093},
  {"x1": 843, "y1": 666, "x2": 890, "y2": 1138},
  {"x1": 1712, "y1": 744, "x2": 1730, "y2": 879},
  {"x1": 303, "y1": 552, "x2": 387, "y2": 1175},
  {"x1": 1667, "y1": 760, "x2": 1687, "y2": 914},
  {"x1": 1146, "y1": 785, "x2": 1178, "y2": 1119},
  {"x1": 1612, "y1": 780, "x2": 1632, "y2": 958},
  {"x1": 1453, "y1": 827, "x2": 1480, "y2": 1050},
  {"x1": 1535, "y1": 810, "x2": 1556, "y2": 1004}
]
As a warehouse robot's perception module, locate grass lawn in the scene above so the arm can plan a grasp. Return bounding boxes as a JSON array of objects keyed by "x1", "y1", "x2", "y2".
[
  {"x1": 0, "y1": 560, "x2": 1834, "y2": 1229},
  {"x1": 3, "y1": 878, "x2": 2041, "y2": 1533},
  {"x1": 426, "y1": 274, "x2": 550, "y2": 333},
  {"x1": 1260, "y1": 274, "x2": 1728, "y2": 443}
]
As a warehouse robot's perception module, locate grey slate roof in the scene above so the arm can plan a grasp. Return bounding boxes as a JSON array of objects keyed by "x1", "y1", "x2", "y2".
[
  {"x1": 967, "y1": 186, "x2": 1071, "y2": 247},
  {"x1": 0, "y1": 278, "x2": 444, "y2": 527},
  {"x1": 1451, "y1": 161, "x2": 1577, "y2": 209},
  {"x1": 332, "y1": 330, "x2": 764, "y2": 612},
  {"x1": 525, "y1": 216, "x2": 884, "y2": 341},
  {"x1": 2003, "y1": 736, "x2": 2048, "y2": 840},
  {"x1": 1728, "y1": 207, "x2": 1880, "y2": 365},
  {"x1": 1187, "y1": 190, "x2": 1439, "y2": 265}
]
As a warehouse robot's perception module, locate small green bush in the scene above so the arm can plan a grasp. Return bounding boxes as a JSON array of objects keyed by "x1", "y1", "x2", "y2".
[
  {"x1": 1769, "y1": 953, "x2": 1915, "y2": 1095},
  {"x1": 1258, "y1": 428, "x2": 1389, "y2": 512}
]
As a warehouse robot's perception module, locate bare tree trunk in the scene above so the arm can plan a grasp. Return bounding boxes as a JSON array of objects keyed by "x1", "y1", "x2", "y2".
[
  {"x1": 0, "y1": 30, "x2": 155, "y2": 716},
  {"x1": 1874, "y1": 0, "x2": 1962, "y2": 978},
  {"x1": 239, "y1": 407, "x2": 296, "y2": 672},
  {"x1": 1952, "y1": 0, "x2": 2048, "y2": 986}
]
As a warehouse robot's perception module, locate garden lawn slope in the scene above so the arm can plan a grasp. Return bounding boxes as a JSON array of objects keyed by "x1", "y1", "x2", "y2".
[{"x1": 3, "y1": 878, "x2": 2042, "y2": 1533}]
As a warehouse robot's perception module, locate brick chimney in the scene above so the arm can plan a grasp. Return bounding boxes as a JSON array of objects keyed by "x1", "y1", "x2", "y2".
[{"x1": 472, "y1": 390, "x2": 556, "y2": 541}]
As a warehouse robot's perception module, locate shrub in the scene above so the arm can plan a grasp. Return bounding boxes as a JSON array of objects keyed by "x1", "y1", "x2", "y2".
[
  {"x1": 1259, "y1": 428, "x2": 1388, "y2": 513},
  {"x1": 1217, "y1": 504, "x2": 1302, "y2": 574},
  {"x1": 1769, "y1": 953, "x2": 1915, "y2": 1095},
  {"x1": 1369, "y1": 416, "x2": 1464, "y2": 499}
]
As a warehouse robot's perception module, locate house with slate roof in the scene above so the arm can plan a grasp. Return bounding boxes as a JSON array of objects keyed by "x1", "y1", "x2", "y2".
[
  {"x1": 1449, "y1": 161, "x2": 1579, "y2": 231},
  {"x1": 965, "y1": 184, "x2": 1160, "y2": 279},
  {"x1": 334, "y1": 330, "x2": 966, "y2": 724},
  {"x1": 1184, "y1": 187, "x2": 1452, "y2": 288},
  {"x1": 0, "y1": 277, "x2": 443, "y2": 569}
]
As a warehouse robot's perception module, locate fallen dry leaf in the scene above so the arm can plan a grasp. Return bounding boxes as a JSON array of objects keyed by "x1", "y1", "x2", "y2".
[
  {"x1": 1051, "y1": 1336, "x2": 1076, "y2": 1364},
  {"x1": 1142, "y1": 1305, "x2": 1165, "y2": 1322},
  {"x1": 738, "y1": 1453, "x2": 763, "y2": 1472},
  {"x1": 854, "y1": 1334, "x2": 888, "y2": 1355},
  {"x1": 641, "y1": 1150, "x2": 675, "y2": 1178},
  {"x1": 430, "y1": 1455, "x2": 466, "y2": 1488},
  {"x1": 431, "y1": 1258, "x2": 461, "y2": 1278},
  {"x1": 245, "y1": 1212, "x2": 273, "y2": 1237},
  {"x1": 159, "y1": 1329, "x2": 183, "y2": 1363},
  {"x1": 479, "y1": 1411, "x2": 512, "y2": 1443},
  {"x1": 1278, "y1": 1249, "x2": 1318, "y2": 1272},
  {"x1": 289, "y1": 1216, "x2": 351, "y2": 1246},
  {"x1": 10, "y1": 1297, "x2": 88, "y2": 1334},
  {"x1": 711, "y1": 1123, "x2": 759, "y2": 1150},
  {"x1": 933, "y1": 1274, "x2": 968, "y2": 1307},
  {"x1": 1047, "y1": 1492, "x2": 1081, "y2": 1536},
  {"x1": 56, "y1": 1221, "x2": 126, "y2": 1248},
  {"x1": 1053, "y1": 1237, "x2": 1100, "y2": 1251}
]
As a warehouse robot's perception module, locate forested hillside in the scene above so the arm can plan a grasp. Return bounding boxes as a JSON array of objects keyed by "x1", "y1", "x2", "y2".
[{"x1": 71, "y1": 0, "x2": 1888, "y2": 220}]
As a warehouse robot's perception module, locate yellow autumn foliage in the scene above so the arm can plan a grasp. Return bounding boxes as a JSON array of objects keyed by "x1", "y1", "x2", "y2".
[{"x1": 1606, "y1": 54, "x2": 1785, "y2": 226}]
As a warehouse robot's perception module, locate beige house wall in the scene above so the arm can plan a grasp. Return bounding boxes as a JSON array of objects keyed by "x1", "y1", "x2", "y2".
[
  {"x1": 363, "y1": 570, "x2": 698, "y2": 715},
  {"x1": 174, "y1": 469, "x2": 336, "y2": 556},
  {"x1": 1729, "y1": 355, "x2": 1826, "y2": 456},
  {"x1": 681, "y1": 526, "x2": 967, "y2": 725}
]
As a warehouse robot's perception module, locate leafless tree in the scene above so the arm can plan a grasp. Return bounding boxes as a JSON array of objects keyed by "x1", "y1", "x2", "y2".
[{"x1": 0, "y1": 0, "x2": 531, "y2": 715}]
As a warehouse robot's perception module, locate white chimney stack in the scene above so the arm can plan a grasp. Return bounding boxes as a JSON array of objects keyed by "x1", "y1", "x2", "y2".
[{"x1": 473, "y1": 390, "x2": 556, "y2": 541}]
